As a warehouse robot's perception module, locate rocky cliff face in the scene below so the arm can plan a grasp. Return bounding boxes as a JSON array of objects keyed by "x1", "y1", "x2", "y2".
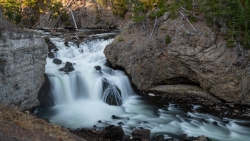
[
  {"x1": 104, "y1": 14, "x2": 250, "y2": 104},
  {"x1": 0, "y1": 19, "x2": 47, "y2": 110},
  {"x1": 34, "y1": 0, "x2": 127, "y2": 30},
  {"x1": 69, "y1": 0, "x2": 127, "y2": 29}
]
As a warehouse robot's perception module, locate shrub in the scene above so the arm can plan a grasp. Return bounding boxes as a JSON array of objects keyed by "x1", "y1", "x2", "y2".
[
  {"x1": 117, "y1": 36, "x2": 124, "y2": 42},
  {"x1": 48, "y1": 1, "x2": 67, "y2": 20},
  {"x1": 112, "y1": 0, "x2": 128, "y2": 17},
  {"x1": 165, "y1": 35, "x2": 171, "y2": 44},
  {"x1": 0, "y1": 0, "x2": 22, "y2": 24}
]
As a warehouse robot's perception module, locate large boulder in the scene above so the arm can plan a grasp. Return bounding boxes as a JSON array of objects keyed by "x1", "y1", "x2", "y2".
[
  {"x1": 0, "y1": 16, "x2": 48, "y2": 110},
  {"x1": 104, "y1": 15, "x2": 250, "y2": 104}
]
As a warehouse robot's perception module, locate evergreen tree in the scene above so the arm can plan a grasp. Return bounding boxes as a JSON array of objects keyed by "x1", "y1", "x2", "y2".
[
  {"x1": 0, "y1": 0, "x2": 22, "y2": 24},
  {"x1": 130, "y1": 0, "x2": 146, "y2": 22}
]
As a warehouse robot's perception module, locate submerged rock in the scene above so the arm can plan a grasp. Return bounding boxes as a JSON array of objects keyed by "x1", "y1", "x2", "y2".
[{"x1": 95, "y1": 66, "x2": 101, "y2": 70}]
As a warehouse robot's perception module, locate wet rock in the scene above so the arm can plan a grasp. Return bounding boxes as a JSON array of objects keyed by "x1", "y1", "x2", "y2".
[
  {"x1": 64, "y1": 41, "x2": 69, "y2": 46},
  {"x1": 65, "y1": 62, "x2": 73, "y2": 67},
  {"x1": 152, "y1": 135, "x2": 165, "y2": 141},
  {"x1": 53, "y1": 48, "x2": 59, "y2": 52},
  {"x1": 212, "y1": 121, "x2": 218, "y2": 125},
  {"x1": 103, "y1": 125, "x2": 124, "y2": 141},
  {"x1": 38, "y1": 74, "x2": 55, "y2": 107},
  {"x1": 59, "y1": 66, "x2": 75, "y2": 73},
  {"x1": 118, "y1": 122, "x2": 124, "y2": 125},
  {"x1": 102, "y1": 78, "x2": 122, "y2": 106},
  {"x1": 131, "y1": 129, "x2": 150, "y2": 141},
  {"x1": 48, "y1": 52, "x2": 55, "y2": 59},
  {"x1": 59, "y1": 62, "x2": 75, "y2": 72},
  {"x1": 78, "y1": 32, "x2": 86, "y2": 38},
  {"x1": 44, "y1": 37, "x2": 57, "y2": 52},
  {"x1": 198, "y1": 135, "x2": 208, "y2": 141},
  {"x1": 53, "y1": 58, "x2": 62, "y2": 65},
  {"x1": 182, "y1": 135, "x2": 199, "y2": 141},
  {"x1": 95, "y1": 66, "x2": 101, "y2": 70},
  {"x1": 111, "y1": 115, "x2": 121, "y2": 119}
]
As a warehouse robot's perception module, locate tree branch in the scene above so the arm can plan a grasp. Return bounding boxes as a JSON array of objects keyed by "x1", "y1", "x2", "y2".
[
  {"x1": 179, "y1": 11, "x2": 197, "y2": 32},
  {"x1": 147, "y1": 16, "x2": 157, "y2": 44}
]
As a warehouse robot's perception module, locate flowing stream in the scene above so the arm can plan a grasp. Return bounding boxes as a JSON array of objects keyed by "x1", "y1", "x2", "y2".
[{"x1": 36, "y1": 30, "x2": 250, "y2": 141}]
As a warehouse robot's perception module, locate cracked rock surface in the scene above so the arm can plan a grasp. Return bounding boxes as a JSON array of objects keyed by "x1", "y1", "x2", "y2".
[{"x1": 104, "y1": 15, "x2": 250, "y2": 104}]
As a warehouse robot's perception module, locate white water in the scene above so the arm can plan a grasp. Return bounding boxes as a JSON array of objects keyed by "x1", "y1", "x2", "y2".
[{"x1": 37, "y1": 33, "x2": 250, "y2": 141}]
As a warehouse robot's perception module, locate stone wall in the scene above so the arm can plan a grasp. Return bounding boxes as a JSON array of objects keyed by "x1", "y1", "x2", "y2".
[{"x1": 0, "y1": 20, "x2": 47, "y2": 110}]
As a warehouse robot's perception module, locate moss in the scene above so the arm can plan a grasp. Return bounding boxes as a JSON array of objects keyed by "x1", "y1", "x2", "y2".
[
  {"x1": 165, "y1": 35, "x2": 171, "y2": 44},
  {"x1": 117, "y1": 36, "x2": 124, "y2": 42},
  {"x1": 113, "y1": 55, "x2": 118, "y2": 60},
  {"x1": 189, "y1": 15, "x2": 198, "y2": 23}
]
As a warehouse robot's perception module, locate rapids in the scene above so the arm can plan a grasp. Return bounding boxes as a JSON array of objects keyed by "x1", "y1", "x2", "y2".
[{"x1": 36, "y1": 30, "x2": 250, "y2": 141}]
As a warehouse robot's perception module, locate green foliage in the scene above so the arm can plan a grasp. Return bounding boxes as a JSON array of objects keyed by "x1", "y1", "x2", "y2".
[
  {"x1": 140, "y1": 0, "x2": 158, "y2": 10},
  {"x1": 113, "y1": 55, "x2": 118, "y2": 60},
  {"x1": 148, "y1": 0, "x2": 166, "y2": 19},
  {"x1": 97, "y1": 0, "x2": 109, "y2": 7},
  {"x1": 130, "y1": 0, "x2": 146, "y2": 22},
  {"x1": 189, "y1": 15, "x2": 197, "y2": 23},
  {"x1": 23, "y1": 0, "x2": 38, "y2": 8},
  {"x1": 165, "y1": 34, "x2": 171, "y2": 44},
  {"x1": 48, "y1": 1, "x2": 68, "y2": 21},
  {"x1": 112, "y1": 0, "x2": 128, "y2": 17},
  {"x1": 0, "y1": 0, "x2": 22, "y2": 24},
  {"x1": 201, "y1": 0, "x2": 250, "y2": 48},
  {"x1": 117, "y1": 36, "x2": 124, "y2": 42}
]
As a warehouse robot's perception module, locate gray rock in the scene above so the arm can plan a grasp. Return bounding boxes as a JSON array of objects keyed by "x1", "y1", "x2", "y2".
[
  {"x1": 0, "y1": 19, "x2": 47, "y2": 110},
  {"x1": 104, "y1": 16, "x2": 250, "y2": 104},
  {"x1": 163, "y1": 12, "x2": 170, "y2": 21}
]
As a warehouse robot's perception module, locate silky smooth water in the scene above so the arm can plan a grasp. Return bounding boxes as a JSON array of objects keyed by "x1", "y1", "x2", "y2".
[{"x1": 36, "y1": 32, "x2": 250, "y2": 141}]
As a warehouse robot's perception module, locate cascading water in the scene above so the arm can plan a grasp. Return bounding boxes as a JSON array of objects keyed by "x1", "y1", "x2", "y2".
[{"x1": 36, "y1": 30, "x2": 250, "y2": 141}]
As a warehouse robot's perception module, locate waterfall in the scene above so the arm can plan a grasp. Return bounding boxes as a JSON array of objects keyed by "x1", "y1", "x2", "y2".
[{"x1": 36, "y1": 30, "x2": 250, "y2": 141}]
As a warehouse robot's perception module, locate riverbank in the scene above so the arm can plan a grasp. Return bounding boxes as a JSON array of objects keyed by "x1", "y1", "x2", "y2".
[{"x1": 0, "y1": 104, "x2": 85, "y2": 141}]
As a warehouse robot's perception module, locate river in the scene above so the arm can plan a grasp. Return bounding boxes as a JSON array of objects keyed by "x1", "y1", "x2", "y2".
[{"x1": 35, "y1": 29, "x2": 250, "y2": 141}]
